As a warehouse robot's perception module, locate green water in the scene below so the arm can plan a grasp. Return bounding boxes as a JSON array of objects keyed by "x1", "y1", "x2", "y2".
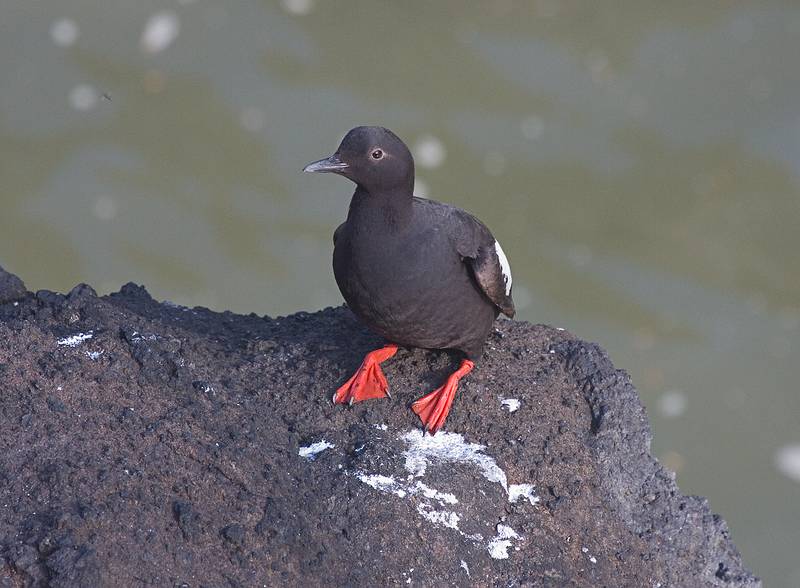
[{"x1": 2, "y1": 2, "x2": 799, "y2": 584}]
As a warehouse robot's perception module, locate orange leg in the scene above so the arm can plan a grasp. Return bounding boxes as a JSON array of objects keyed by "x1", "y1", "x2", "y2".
[
  {"x1": 333, "y1": 344, "x2": 399, "y2": 405},
  {"x1": 411, "y1": 359, "x2": 474, "y2": 435}
]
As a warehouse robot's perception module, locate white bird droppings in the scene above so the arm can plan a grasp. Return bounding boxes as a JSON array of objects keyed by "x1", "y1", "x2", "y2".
[
  {"x1": 508, "y1": 483, "x2": 540, "y2": 506},
  {"x1": 401, "y1": 430, "x2": 508, "y2": 490},
  {"x1": 85, "y1": 350, "x2": 104, "y2": 360},
  {"x1": 416, "y1": 503, "x2": 460, "y2": 530},
  {"x1": 487, "y1": 524, "x2": 520, "y2": 559},
  {"x1": 140, "y1": 11, "x2": 180, "y2": 54},
  {"x1": 414, "y1": 481, "x2": 458, "y2": 505},
  {"x1": 298, "y1": 440, "x2": 334, "y2": 460},
  {"x1": 460, "y1": 560, "x2": 470, "y2": 576},
  {"x1": 353, "y1": 431, "x2": 537, "y2": 559},
  {"x1": 129, "y1": 331, "x2": 158, "y2": 343},
  {"x1": 57, "y1": 332, "x2": 93, "y2": 347},
  {"x1": 494, "y1": 241, "x2": 512, "y2": 295},
  {"x1": 500, "y1": 397, "x2": 521, "y2": 413},
  {"x1": 355, "y1": 474, "x2": 456, "y2": 505},
  {"x1": 581, "y1": 546, "x2": 598, "y2": 563},
  {"x1": 357, "y1": 474, "x2": 407, "y2": 498}
]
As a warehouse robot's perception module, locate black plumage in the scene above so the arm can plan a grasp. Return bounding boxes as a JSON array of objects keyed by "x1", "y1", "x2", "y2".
[
  {"x1": 333, "y1": 195, "x2": 514, "y2": 358},
  {"x1": 304, "y1": 126, "x2": 514, "y2": 433}
]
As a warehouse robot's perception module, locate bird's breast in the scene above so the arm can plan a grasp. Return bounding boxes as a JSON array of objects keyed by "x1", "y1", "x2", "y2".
[{"x1": 334, "y1": 229, "x2": 461, "y2": 324}]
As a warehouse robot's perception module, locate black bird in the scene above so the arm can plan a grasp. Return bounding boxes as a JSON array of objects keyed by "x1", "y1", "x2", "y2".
[{"x1": 304, "y1": 126, "x2": 514, "y2": 433}]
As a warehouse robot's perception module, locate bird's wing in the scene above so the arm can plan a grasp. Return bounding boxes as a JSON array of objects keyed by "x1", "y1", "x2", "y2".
[{"x1": 415, "y1": 198, "x2": 515, "y2": 318}]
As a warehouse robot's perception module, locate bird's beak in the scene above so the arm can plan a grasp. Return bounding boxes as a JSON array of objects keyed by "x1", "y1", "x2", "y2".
[{"x1": 303, "y1": 154, "x2": 349, "y2": 174}]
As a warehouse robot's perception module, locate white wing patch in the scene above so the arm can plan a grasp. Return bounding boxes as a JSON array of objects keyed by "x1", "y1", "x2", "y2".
[{"x1": 494, "y1": 240, "x2": 512, "y2": 295}]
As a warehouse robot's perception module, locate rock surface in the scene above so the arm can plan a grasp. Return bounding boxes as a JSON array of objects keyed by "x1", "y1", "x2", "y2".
[{"x1": 0, "y1": 265, "x2": 758, "y2": 587}]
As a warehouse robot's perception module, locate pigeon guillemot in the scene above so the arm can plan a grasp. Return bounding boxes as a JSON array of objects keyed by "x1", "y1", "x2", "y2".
[{"x1": 304, "y1": 126, "x2": 515, "y2": 434}]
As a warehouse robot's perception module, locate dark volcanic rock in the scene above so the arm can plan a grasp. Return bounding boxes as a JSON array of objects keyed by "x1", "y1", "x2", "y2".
[
  {"x1": 0, "y1": 269, "x2": 758, "y2": 587},
  {"x1": 0, "y1": 264, "x2": 26, "y2": 304}
]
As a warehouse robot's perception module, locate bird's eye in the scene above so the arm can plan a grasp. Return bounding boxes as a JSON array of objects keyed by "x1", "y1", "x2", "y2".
[{"x1": 371, "y1": 149, "x2": 384, "y2": 160}]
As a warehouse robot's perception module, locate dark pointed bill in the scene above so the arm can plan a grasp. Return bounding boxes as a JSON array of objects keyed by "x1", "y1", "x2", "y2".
[{"x1": 303, "y1": 154, "x2": 349, "y2": 174}]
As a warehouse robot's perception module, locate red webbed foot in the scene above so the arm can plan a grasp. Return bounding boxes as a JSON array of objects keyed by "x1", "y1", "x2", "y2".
[
  {"x1": 333, "y1": 344, "x2": 399, "y2": 405},
  {"x1": 411, "y1": 359, "x2": 474, "y2": 434}
]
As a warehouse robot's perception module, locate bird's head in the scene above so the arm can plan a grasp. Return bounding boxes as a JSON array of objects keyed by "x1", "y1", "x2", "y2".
[{"x1": 303, "y1": 126, "x2": 415, "y2": 195}]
